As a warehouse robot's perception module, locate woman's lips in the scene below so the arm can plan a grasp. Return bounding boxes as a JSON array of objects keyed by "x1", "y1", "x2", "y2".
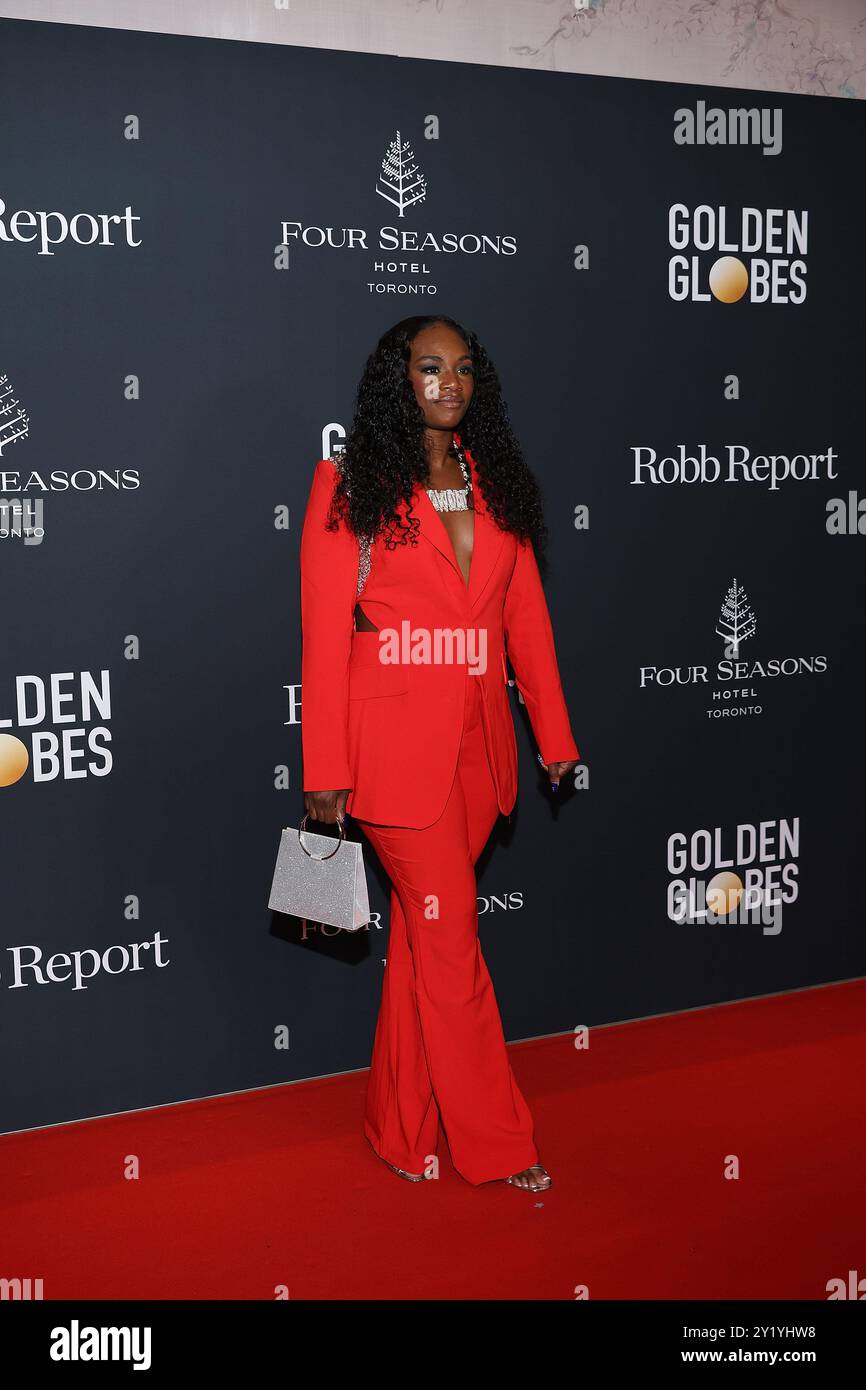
[{"x1": 438, "y1": 397, "x2": 463, "y2": 409}]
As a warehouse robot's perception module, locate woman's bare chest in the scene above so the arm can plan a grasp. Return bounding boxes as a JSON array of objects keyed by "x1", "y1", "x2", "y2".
[{"x1": 434, "y1": 508, "x2": 474, "y2": 587}]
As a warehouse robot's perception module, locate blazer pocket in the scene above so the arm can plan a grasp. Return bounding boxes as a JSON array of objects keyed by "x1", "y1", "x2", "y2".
[{"x1": 348, "y1": 659, "x2": 410, "y2": 700}]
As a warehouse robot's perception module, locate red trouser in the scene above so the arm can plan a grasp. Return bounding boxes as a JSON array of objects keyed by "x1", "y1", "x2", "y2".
[{"x1": 354, "y1": 664, "x2": 539, "y2": 1185}]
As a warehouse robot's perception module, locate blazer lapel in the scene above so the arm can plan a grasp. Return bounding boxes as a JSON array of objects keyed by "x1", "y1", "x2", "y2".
[{"x1": 412, "y1": 433, "x2": 505, "y2": 609}]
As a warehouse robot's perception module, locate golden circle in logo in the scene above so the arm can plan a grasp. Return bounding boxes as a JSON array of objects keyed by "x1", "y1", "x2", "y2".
[
  {"x1": 0, "y1": 734, "x2": 29, "y2": 787},
  {"x1": 708, "y1": 256, "x2": 749, "y2": 303},
  {"x1": 706, "y1": 871, "x2": 743, "y2": 916}
]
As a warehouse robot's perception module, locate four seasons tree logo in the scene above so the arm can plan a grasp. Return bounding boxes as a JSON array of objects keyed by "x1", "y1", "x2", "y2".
[
  {"x1": 0, "y1": 372, "x2": 30, "y2": 457},
  {"x1": 716, "y1": 578, "x2": 757, "y2": 656},
  {"x1": 375, "y1": 130, "x2": 427, "y2": 216}
]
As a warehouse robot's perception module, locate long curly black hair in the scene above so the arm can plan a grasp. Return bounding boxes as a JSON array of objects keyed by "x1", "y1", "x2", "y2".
[{"x1": 326, "y1": 314, "x2": 549, "y2": 558}]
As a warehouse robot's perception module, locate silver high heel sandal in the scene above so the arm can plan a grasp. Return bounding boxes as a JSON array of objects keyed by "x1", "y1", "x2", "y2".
[
  {"x1": 505, "y1": 1163, "x2": 553, "y2": 1193},
  {"x1": 384, "y1": 1160, "x2": 425, "y2": 1183}
]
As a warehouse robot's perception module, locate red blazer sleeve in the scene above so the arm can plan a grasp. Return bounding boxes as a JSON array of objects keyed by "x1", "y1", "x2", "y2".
[
  {"x1": 299, "y1": 457, "x2": 359, "y2": 791},
  {"x1": 503, "y1": 536, "x2": 580, "y2": 765}
]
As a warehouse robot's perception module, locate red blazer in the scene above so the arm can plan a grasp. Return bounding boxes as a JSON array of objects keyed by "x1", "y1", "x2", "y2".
[{"x1": 299, "y1": 432, "x2": 579, "y2": 828}]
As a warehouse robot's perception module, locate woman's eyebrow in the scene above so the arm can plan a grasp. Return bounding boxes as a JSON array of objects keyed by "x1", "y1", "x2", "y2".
[{"x1": 415, "y1": 353, "x2": 473, "y2": 362}]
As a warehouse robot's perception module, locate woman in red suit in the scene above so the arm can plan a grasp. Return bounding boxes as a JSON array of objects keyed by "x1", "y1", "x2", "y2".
[{"x1": 300, "y1": 314, "x2": 579, "y2": 1193}]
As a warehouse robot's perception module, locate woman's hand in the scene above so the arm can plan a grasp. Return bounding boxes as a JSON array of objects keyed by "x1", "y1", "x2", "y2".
[
  {"x1": 537, "y1": 757, "x2": 579, "y2": 792},
  {"x1": 304, "y1": 789, "x2": 350, "y2": 824}
]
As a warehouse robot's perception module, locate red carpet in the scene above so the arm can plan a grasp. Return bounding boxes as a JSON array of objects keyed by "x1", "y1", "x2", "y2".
[{"x1": 3, "y1": 980, "x2": 864, "y2": 1300}]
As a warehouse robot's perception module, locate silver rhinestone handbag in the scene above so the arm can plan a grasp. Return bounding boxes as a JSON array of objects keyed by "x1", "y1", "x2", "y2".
[
  {"x1": 268, "y1": 814, "x2": 371, "y2": 932},
  {"x1": 270, "y1": 450, "x2": 371, "y2": 930}
]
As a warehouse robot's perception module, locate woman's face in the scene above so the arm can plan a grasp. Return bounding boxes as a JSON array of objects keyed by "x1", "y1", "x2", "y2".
[{"x1": 407, "y1": 324, "x2": 475, "y2": 433}]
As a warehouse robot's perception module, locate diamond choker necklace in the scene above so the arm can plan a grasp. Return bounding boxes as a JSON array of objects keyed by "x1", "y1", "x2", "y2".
[{"x1": 426, "y1": 442, "x2": 473, "y2": 512}]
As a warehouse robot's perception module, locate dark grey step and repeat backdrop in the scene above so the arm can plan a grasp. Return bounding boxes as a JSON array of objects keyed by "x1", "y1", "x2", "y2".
[{"x1": 1, "y1": 17, "x2": 863, "y2": 1134}]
